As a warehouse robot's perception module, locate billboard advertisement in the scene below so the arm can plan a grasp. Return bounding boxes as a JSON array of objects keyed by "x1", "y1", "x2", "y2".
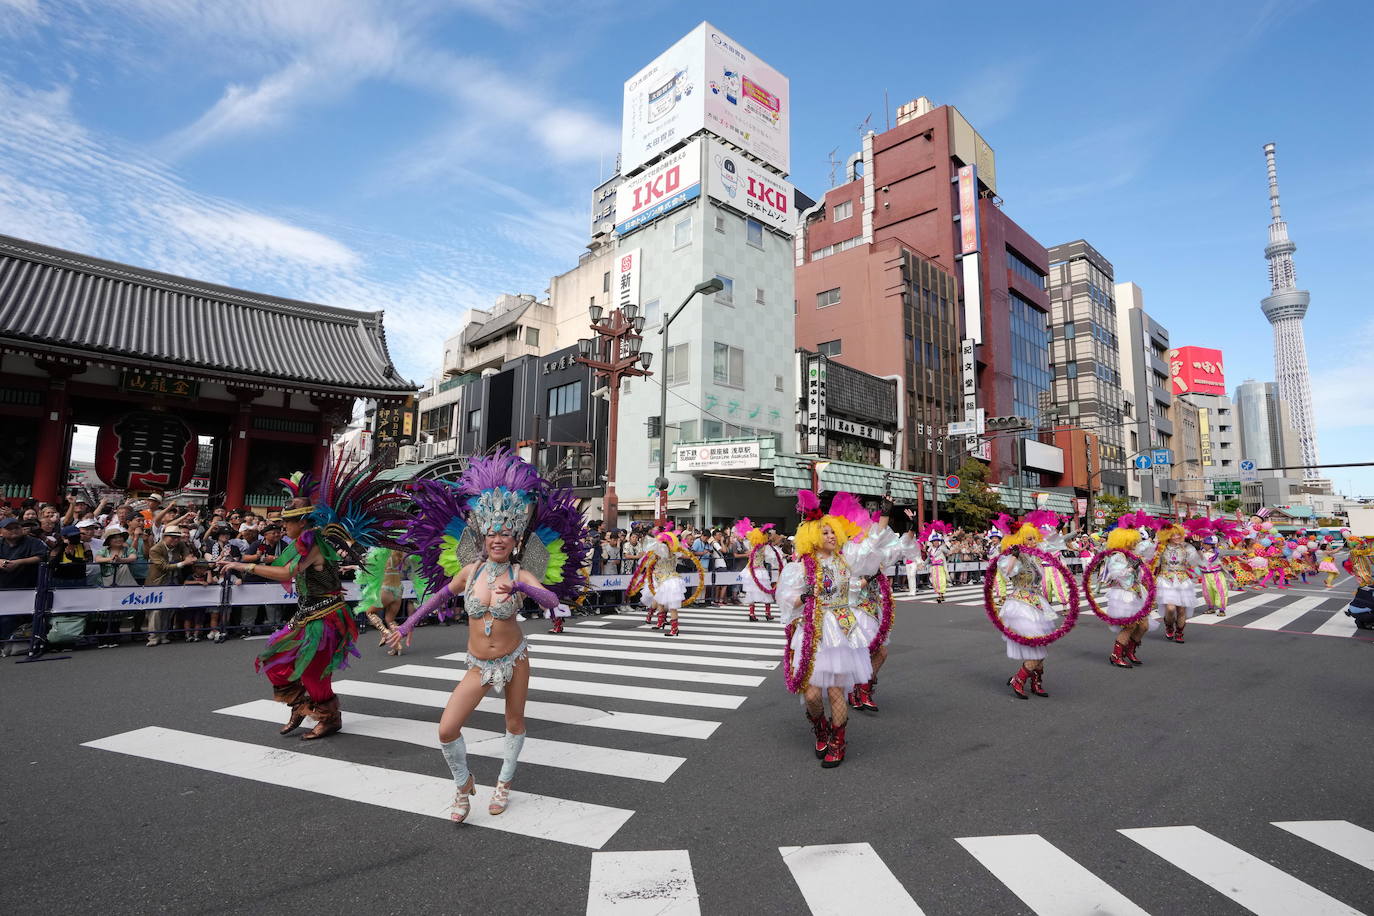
[
  {"x1": 957, "y1": 165, "x2": 980, "y2": 255},
  {"x1": 615, "y1": 247, "x2": 641, "y2": 314},
  {"x1": 622, "y1": 22, "x2": 789, "y2": 177},
  {"x1": 613, "y1": 139, "x2": 702, "y2": 235},
  {"x1": 704, "y1": 138, "x2": 793, "y2": 233},
  {"x1": 1169, "y1": 346, "x2": 1226, "y2": 395}
]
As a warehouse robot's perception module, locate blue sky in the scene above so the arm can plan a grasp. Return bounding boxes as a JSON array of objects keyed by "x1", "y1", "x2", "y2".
[{"x1": 2, "y1": 0, "x2": 1371, "y2": 493}]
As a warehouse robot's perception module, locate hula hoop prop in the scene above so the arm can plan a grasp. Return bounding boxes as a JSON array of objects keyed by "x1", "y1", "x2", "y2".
[
  {"x1": 747, "y1": 542, "x2": 784, "y2": 597},
  {"x1": 1083, "y1": 548, "x2": 1156, "y2": 627},
  {"x1": 784, "y1": 554, "x2": 822, "y2": 693},
  {"x1": 982, "y1": 546, "x2": 1080, "y2": 649},
  {"x1": 640, "y1": 545, "x2": 705, "y2": 607},
  {"x1": 868, "y1": 570, "x2": 894, "y2": 653},
  {"x1": 626, "y1": 554, "x2": 652, "y2": 598}
]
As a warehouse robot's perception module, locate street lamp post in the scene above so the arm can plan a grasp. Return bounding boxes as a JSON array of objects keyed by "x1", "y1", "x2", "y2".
[
  {"x1": 654, "y1": 278, "x2": 725, "y2": 526},
  {"x1": 577, "y1": 303, "x2": 651, "y2": 529}
]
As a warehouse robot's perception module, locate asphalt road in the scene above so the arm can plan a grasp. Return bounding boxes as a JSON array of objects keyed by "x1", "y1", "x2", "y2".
[{"x1": 3, "y1": 582, "x2": 1372, "y2": 916}]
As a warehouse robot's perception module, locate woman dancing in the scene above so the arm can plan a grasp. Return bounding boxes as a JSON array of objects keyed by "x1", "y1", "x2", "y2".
[
  {"x1": 1140, "y1": 522, "x2": 1203, "y2": 643},
  {"x1": 387, "y1": 451, "x2": 588, "y2": 822},
  {"x1": 736, "y1": 518, "x2": 780, "y2": 622},
  {"x1": 984, "y1": 518, "x2": 1078, "y2": 699},
  {"x1": 1088, "y1": 513, "x2": 1155, "y2": 668},
  {"x1": 632, "y1": 530, "x2": 693, "y2": 636}
]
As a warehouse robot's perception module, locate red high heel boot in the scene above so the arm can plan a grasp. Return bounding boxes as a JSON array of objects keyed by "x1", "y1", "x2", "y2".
[
  {"x1": 549, "y1": 616, "x2": 564, "y2": 634},
  {"x1": 748, "y1": 603, "x2": 758, "y2": 622},
  {"x1": 645, "y1": 605, "x2": 653, "y2": 624},
  {"x1": 1008, "y1": 665, "x2": 1030, "y2": 699},
  {"x1": 1125, "y1": 639, "x2": 1143, "y2": 665},
  {"x1": 1173, "y1": 622, "x2": 1185, "y2": 644},
  {"x1": 860, "y1": 680, "x2": 879, "y2": 712},
  {"x1": 821, "y1": 723, "x2": 847, "y2": 768},
  {"x1": 654, "y1": 609, "x2": 667, "y2": 630},
  {"x1": 847, "y1": 685, "x2": 862, "y2": 709},
  {"x1": 665, "y1": 617, "x2": 679, "y2": 637},
  {"x1": 1163, "y1": 622, "x2": 1175, "y2": 641},
  {"x1": 1029, "y1": 668, "x2": 1049, "y2": 697},
  {"x1": 1110, "y1": 641, "x2": 1132, "y2": 668},
  {"x1": 764, "y1": 605, "x2": 774, "y2": 621},
  {"x1": 806, "y1": 712, "x2": 829, "y2": 759}
]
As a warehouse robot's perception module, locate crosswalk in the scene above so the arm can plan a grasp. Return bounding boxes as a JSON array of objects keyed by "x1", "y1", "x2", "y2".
[
  {"x1": 907, "y1": 581, "x2": 1373, "y2": 641},
  {"x1": 83, "y1": 605, "x2": 785, "y2": 849},
  {"x1": 589, "y1": 819, "x2": 1374, "y2": 914}
]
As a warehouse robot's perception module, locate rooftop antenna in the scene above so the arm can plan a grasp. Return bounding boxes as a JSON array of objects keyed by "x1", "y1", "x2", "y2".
[
  {"x1": 884, "y1": 90, "x2": 890, "y2": 130},
  {"x1": 827, "y1": 147, "x2": 840, "y2": 188},
  {"x1": 857, "y1": 113, "x2": 872, "y2": 146}
]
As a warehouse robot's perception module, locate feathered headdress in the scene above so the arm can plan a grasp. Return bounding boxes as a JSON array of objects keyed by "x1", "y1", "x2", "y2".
[
  {"x1": 1183, "y1": 517, "x2": 1214, "y2": 540},
  {"x1": 406, "y1": 449, "x2": 589, "y2": 603},
  {"x1": 793, "y1": 491, "x2": 862, "y2": 555},
  {"x1": 735, "y1": 517, "x2": 770, "y2": 548},
  {"x1": 920, "y1": 520, "x2": 953, "y2": 543},
  {"x1": 1024, "y1": 509, "x2": 1061, "y2": 531},
  {"x1": 797, "y1": 489, "x2": 824, "y2": 522},
  {"x1": 829, "y1": 492, "x2": 874, "y2": 533},
  {"x1": 275, "y1": 457, "x2": 409, "y2": 562},
  {"x1": 991, "y1": 513, "x2": 1014, "y2": 537}
]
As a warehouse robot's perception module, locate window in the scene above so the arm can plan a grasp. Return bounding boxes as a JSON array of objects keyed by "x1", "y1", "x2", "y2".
[
  {"x1": 674, "y1": 216, "x2": 692, "y2": 249},
  {"x1": 714, "y1": 274, "x2": 734, "y2": 306},
  {"x1": 1065, "y1": 363, "x2": 1078, "y2": 378},
  {"x1": 746, "y1": 218, "x2": 764, "y2": 248},
  {"x1": 811, "y1": 235, "x2": 861, "y2": 261},
  {"x1": 467, "y1": 408, "x2": 482, "y2": 431},
  {"x1": 755, "y1": 287, "x2": 766, "y2": 305},
  {"x1": 642, "y1": 298, "x2": 660, "y2": 327},
  {"x1": 1063, "y1": 321, "x2": 1076, "y2": 338},
  {"x1": 547, "y1": 380, "x2": 582, "y2": 416},
  {"x1": 525, "y1": 327, "x2": 540, "y2": 346},
  {"x1": 666, "y1": 343, "x2": 690, "y2": 386},
  {"x1": 1006, "y1": 248, "x2": 1047, "y2": 289},
  {"x1": 713, "y1": 342, "x2": 745, "y2": 387},
  {"x1": 818, "y1": 339, "x2": 842, "y2": 357},
  {"x1": 816, "y1": 287, "x2": 841, "y2": 308},
  {"x1": 602, "y1": 271, "x2": 610, "y2": 293},
  {"x1": 714, "y1": 212, "x2": 726, "y2": 232},
  {"x1": 775, "y1": 374, "x2": 784, "y2": 391},
  {"x1": 703, "y1": 419, "x2": 724, "y2": 440},
  {"x1": 832, "y1": 200, "x2": 853, "y2": 221}
]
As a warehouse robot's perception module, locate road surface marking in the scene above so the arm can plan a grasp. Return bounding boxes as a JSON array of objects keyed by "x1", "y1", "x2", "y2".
[
  {"x1": 1119, "y1": 825, "x2": 1362, "y2": 915},
  {"x1": 501, "y1": 643, "x2": 777, "y2": 670},
  {"x1": 778, "y1": 843, "x2": 925, "y2": 915},
  {"x1": 1190, "y1": 592, "x2": 1285, "y2": 625},
  {"x1": 635, "y1": 625, "x2": 785, "y2": 643},
  {"x1": 83, "y1": 726, "x2": 633, "y2": 849},
  {"x1": 527, "y1": 632, "x2": 781, "y2": 657},
  {"x1": 331, "y1": 679, "x2": 719, "y2": 739},
  {"x1": 1273, "y1": 820, "x2": 1374, "y2": 872},
  {"x1": 587, "y1": 849, "x2": 700, "y2": 915},
  {"x1": 381, "y1": 664, "x2": 748, "y2": 710},
  {"x1": 1310, "y1": 609, "x2": 1359, "y2": 638},
  {"x1": 423, "y1": 655, "x2": 767, "y2": 687},
  {"x1": 956, "y1": 833, "x2": 1149, "y2": 915},
  {"x1": 215, "y1": 700, "x2": 685, "y2": 783},
  {"x1": 1246, "y1": 596, "x2": 1327, "y2": 631}
]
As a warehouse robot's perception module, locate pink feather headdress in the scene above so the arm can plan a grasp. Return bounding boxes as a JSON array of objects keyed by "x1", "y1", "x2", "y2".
[
  {"x1": 1183, "y1": 517, "x2": 1214, "y2": 539},
  {"x1": 1023, "y1": 509, "x2": 1061, "y2": 531},
  {"x1": 919, "y1": 520, "x2": 952, "y2": 542},
  {"x1": 991, "y1": 513, "x2": 1013, "y2": 537},
  {"x1": 796, "y1": 489, "x2": 823, "y2": 522},
  {"x1": 734, "y1": 517, "x2": 754, "y2": 539},
  {"x1": 828, "y1": 492, "x2": 872, "y2": 532}
]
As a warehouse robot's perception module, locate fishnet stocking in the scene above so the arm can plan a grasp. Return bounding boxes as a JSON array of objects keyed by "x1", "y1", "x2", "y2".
[{"x1": 827, "y1": 688, "x2": 848, "y2": 728}]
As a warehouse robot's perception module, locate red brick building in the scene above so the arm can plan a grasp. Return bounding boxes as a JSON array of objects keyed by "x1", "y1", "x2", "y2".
[{"x1": 795, "y1": 99, "x2": 1052, "y2": 485}]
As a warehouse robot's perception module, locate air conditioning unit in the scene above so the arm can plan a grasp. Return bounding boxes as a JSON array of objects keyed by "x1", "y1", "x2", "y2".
[
  {"x1": 398, "y1": 445, "x2": 420, "y2": 465},
  {"x1": 418, "y1": 441, "x2": 436, "y2": 461}
]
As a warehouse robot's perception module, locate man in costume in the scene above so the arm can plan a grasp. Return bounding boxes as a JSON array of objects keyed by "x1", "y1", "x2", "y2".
[{"x1": 219, "y1": 462, "x2": 409, "y2": 740}]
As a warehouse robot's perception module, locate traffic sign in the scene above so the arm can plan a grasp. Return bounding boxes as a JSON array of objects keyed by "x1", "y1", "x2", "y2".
[
  {"x1": 947, "y1": 420, "x2": 977, "y2": 436},
  {"x1": 1239, "y1": 459, "x2": 1258, "y2": 483},
  {"x1": 1211, "y1": 480, "x2": 1242, "y2": 496},
  {"x1": 1152, "y1": 448, "x2": 1173, "y2": 467},
  {"x1": 1132, "y1": 454, "x2": 1153, "y2": 470},
  {"x1": 944, "y1": 474, "x2": 961, "y2": 493},
  {"x1": 1093, "y1": 508, "x2": 1106, "y2": 521}
]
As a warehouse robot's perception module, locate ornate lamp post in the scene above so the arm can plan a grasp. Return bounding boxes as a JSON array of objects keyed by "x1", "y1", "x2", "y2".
[{"x1": 578, "y1": 303, "x2": 651, "y2": 529}]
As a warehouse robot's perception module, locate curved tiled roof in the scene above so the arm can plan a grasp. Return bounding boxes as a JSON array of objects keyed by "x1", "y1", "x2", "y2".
[{"x1": 0, "y1": 234, "x2": 414, "y2": 396}]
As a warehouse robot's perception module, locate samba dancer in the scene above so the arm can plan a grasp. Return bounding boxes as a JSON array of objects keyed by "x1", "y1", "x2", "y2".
[
  {"x1": 844, "y1": 496, "x2": 902, "y2": 713},
  {"x1": 1088, "y1": 513, "x2": 1155, "y2": 668},
  {"x1": 1140, "y1": 521, "x2": 1203, "y2": 643},
  {"x1": 925, "y1": 524, "x2": 951, "y2": 603},
  {"x1": 220, "y1": 462, "x2": 409, "y2": 740},
  {"x1": 386, "y1": 451, "x2": 588, "y2": 822},
  {"x1": 736, "y1": 518, "x2": 780, "y2": 622},
  {"x1": 984, "y1": 520, "x2": 1078, "y2": 699}
]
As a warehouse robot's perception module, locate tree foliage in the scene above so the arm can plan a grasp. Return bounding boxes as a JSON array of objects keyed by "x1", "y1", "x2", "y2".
[
  {"x1": 1220, "y1": 498, "x2": 1242, "y2": 513},
  {"x1": 1095, "y1": 493, "x2": 1132, "y2": 526},
  {"x1": 945, "y1": 458, "x2": 1005, "y2": 531}
]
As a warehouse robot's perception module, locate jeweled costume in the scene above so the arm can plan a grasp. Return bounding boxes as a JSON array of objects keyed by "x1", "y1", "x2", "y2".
[
  {"x1": 396, "y1": 450, "x2": 588, "y2": 819},
  {"x1": 1199, "y1": 543, "x2": 1232, "y2": 613},
  {"x1": 258, "y1": 462, "x2": 410, "y2": 740},
  {"x1": 1142, "y1": 529, "x2": 1202, "y2": 643},
  {"x1": 737, "y1": 518, "x2": 779, "y2": 621}
]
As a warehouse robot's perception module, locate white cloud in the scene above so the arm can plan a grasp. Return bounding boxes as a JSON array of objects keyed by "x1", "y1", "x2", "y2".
[
  {"x1": 952, "y1": 56, "x2": 1037, "y2": 127},
  {"x1": 162, "y1": 206, "x2": 360, "y2": 269},
  {"x1": 1311, "y1": 320, "x2": 1374, "y2": 433}
]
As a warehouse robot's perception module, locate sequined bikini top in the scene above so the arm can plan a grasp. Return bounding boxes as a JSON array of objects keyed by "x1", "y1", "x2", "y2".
[{"x1": 463, "y1": 561, "x2": 522, "y2": 621}]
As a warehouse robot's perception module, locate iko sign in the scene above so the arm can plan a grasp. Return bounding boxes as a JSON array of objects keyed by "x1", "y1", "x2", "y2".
[
  {"x1": 675, "y1": 442, "x2": 761, "y2": 472},
  {"x1": 705, "y1": 138, "x2": 793, "y2": 233},
  {"x1": 621, "y1": 22, "x2": 790, "y2": 176},
  {"x1": 614, "y1": 139, "x2": 702, "y2": 235},
  {"x1": 1239, "y1": 459, "x2": 1259, "y2": 483}
]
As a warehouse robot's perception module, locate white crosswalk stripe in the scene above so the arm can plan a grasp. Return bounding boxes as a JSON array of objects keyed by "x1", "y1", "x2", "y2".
[
  {"x1": 1190, "y1": 590, "x2": 1287, "y2": 624},
  {"x1": 1245, "y1": 595, "x2": 1328, "y2": 630},
  {"x1": 1311, "y1": 610, "x2": 1359, "y2": 637},
  {"x1": 83, "y1": 726, "x2": 634, "y2": 848},
  {"x1": 488, "y1": 642, "x2": 778, "y2": 671},
  {"x1": 425, "y1": 653, "x2": 768, "y2": 686},
  {"x1": 1120, "y1": 824, "x2": 1365, "y2": 915},
  {"x1": 956, "y1": 834, "x2": 1149, "y2": 915},
  {"x1": 216, "y1": 700, "x2": 686, "y2": 782},
  {"x1": 527, "y1": 631, "x2": 782, "y2": 657},
  {"x1": 383, "y1": 663, "x2": 749, "y2": 709},
  {"x1": 1273, "y1": 820, "x2": 1374, "y2": 872},
  {"x1": 587, "y1": 849, "x2": 701, "y2": 914},
  {"x1": 779, "y1": 843, "x2": 925, "y2": 914}
]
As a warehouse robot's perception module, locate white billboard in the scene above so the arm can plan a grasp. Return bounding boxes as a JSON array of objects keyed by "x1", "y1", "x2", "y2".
[
  {"x1": 705, "y1": 138, "x2": 793, "y2": 234},
  {"x1": 613, "y1": 139, "x2": 702, "y2": 236},
  {"x1": 621, "y1": 22, "x2": 789, "y2": 177},
  {"x1": 615, "y1": 247, "x2": 641, "y2": 313},
  {"x1": 676, "y1": 442, "x2": 761, "y2": 471}
]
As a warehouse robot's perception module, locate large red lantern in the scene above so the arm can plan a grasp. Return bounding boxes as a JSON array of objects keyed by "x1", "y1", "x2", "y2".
[{"x1": 94, "y1": 410, "x2": 198, "y2": 491}]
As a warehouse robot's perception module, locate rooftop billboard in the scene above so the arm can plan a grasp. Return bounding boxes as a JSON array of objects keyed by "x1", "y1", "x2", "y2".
[{"x1": 1170, "y1": 346, "x2": 1226, "y2": 396}]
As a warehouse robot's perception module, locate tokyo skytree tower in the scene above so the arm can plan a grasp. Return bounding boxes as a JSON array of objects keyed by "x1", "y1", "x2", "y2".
[{"x1": 1260, "y1": 142, "x2": 1319, "y2": 479}]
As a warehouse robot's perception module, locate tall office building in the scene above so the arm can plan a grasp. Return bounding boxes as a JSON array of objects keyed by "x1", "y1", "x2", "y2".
[
  {"x1": 1260, "y1": 143, "x2": 1319, "y2": 478},
  {"x1": 1233, "y1": 379, "x2": 1300, "y2": 478},
  {"x1": 1114, "y1": 281, "x2": 1175, "y2": 508},
  {"x1": 794, "y1": 97, "x2": 1054, "y2": 487},
  {"x1": 1045, "y1": 240, "x2": 1127, "y2": 495}
]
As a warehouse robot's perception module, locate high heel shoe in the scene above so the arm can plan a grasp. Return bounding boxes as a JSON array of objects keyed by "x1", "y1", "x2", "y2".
[
  {"x1": 488, "y1": 780, "x2": 512, "y2": 815},
  {"x1": 452, "y1": 776, "x2": 476, "y2": 823}
]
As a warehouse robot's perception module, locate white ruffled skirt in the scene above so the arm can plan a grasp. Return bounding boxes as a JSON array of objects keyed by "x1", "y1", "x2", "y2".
[
  {"x1": 1105, "y1": 586, "x2": 1145, "y2": 633},
  {"x1": 999, "y1": 596, "x2": 1057, "y2": 660},
  {"x1": 1156, "y1": 578, "x2": 1197, "y2": 614},
  {"x1": 650, "y1": 576, "x2": 687, "y2": 610},
  {"x1": 788, "y1": 609, "x2": 873, "y2": 691},
  {"x1": 740, "y1": 567, "x2": 775, "y2": 605},
  {"x1": 853, "y1": 608, "x2": 885, "y2": 647}
]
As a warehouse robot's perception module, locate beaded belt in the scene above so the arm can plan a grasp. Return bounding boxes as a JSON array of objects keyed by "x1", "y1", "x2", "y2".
[{"x1": 287, "y1": 594, "x2": 346, "y2": 628}]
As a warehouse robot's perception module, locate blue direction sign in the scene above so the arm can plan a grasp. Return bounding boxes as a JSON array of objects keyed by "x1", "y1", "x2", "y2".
[
  {"x1": 1151, "y1": 448, "x2": 1173, "y2": 467},
  {"x1": 1239, "y1": 459, "x2": 1259, "y2": 483},
  {"x1": 1132, "y1": 454, "x2": 1153, "y2": 470}
]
